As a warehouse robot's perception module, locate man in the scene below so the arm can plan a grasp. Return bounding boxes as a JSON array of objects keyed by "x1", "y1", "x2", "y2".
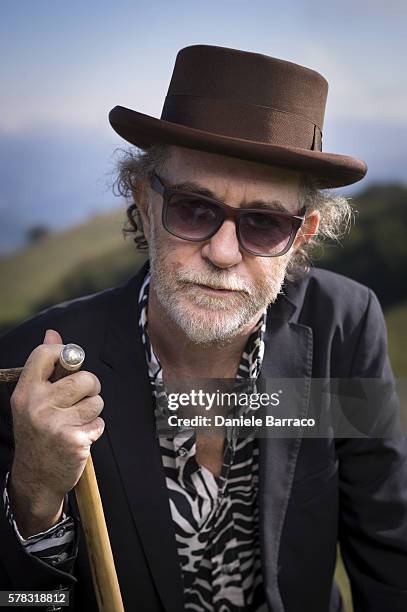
[{"x1": 0, "y1": 45, "x2": 406, "y2": 612}]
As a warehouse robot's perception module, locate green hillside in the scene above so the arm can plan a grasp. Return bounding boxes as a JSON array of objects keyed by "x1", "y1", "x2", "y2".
[
  {"x1": 0, "y1": 206, "x2": 137, "y2": 327},
  {"x1": 386, "y1": 300, "x2": 407, "y2": 377},
  {"x1": 320, "y1": 183, "x2": 407, "y2": 310}
]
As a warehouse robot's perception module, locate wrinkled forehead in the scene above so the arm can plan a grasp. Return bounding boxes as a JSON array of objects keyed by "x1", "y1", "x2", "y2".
[{"x1": 160, "y1": 145, "x2": 302, "y2": 208}]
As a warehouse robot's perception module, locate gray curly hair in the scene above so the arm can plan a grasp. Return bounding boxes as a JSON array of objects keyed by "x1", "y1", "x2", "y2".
[{"x1": 113, "y1": 143, "x2": 354, "y2": 280}]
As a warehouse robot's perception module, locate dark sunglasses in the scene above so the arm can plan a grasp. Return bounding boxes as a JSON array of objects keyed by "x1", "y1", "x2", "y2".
[{"x1": 149, "y1": 172, "x2": 306, "y2": 257}]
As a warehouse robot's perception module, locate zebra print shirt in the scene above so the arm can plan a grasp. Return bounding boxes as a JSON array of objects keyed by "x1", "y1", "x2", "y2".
[{"x1": 139, "y1": 270, "x2": 268, "y2": 611}]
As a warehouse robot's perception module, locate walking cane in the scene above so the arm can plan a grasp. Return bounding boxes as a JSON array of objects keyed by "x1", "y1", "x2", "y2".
[{"x1": 0, "y1": 344, "x2": 124, "y2": 612}]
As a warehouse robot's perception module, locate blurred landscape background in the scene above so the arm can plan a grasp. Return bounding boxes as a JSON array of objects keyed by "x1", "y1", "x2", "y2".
[
  {"x1": 1, "y1": 181, "x2": 406, "y2": 379},
  {"x1": 1, "y1": 2, "x2": 406, "y2": 611}
]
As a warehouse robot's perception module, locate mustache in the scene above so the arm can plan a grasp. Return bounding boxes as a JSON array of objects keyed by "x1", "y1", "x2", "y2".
[{"x1": 175, "y1": 269, "x2": 251, "y2": 294}]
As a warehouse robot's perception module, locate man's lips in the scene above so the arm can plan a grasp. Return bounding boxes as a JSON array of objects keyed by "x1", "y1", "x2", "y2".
[{"x1": 190, "y1": 283, "x2": 244, "y2": 295}]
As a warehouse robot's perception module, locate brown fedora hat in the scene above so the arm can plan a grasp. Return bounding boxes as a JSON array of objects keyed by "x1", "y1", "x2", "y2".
[{"x1": 109, "y1": 44, "x2": 367, "y2": 188}]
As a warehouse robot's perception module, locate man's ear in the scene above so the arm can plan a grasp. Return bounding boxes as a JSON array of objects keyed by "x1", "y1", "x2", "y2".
[
  {"x1": 292, "y1": 209, "x2": 320, "y2": 251},
  {"x1": 132, "y1": 181, "x2": 152, "y2": 243}
]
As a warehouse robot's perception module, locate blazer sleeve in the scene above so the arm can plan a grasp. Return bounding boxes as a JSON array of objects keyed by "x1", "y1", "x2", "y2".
[{"x1": 336, "y1": 289, "x2": 407, "y2": 611}]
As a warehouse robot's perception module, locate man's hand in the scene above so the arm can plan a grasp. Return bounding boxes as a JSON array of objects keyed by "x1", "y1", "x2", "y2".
[{"x1": 8, "y1": 329, "x2": 105, "y2": 537}]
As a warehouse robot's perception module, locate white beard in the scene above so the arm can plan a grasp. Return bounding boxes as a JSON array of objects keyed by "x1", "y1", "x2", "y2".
[{"x1": 148, "y1": 223, "x2": 291, "y2": 345}]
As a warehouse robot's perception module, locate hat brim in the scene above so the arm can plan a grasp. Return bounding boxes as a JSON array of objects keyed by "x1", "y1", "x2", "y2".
[{"x1": 109, "y1": 105, "x2": 367, "y2": 189}]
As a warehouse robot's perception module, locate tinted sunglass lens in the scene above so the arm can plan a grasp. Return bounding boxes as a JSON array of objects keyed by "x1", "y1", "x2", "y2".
[
  {"x1": 239, "y1": 212, "x2": 294, "y2": 255},
  {"x1": 166, "y1": 195, "x2": 223, "y2": 239}
]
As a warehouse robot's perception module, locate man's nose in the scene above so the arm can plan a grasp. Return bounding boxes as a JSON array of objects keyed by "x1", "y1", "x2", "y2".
[{"x1": 201, "y1": 219, "x2": 243, "y2": 268}]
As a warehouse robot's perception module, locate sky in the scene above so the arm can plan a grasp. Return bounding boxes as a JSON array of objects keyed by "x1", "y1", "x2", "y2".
[{"x1": 1, "y1": 0, "x2": 406, "y2": 253}]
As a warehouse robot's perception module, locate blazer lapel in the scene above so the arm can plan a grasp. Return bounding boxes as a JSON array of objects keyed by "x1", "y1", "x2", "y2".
[
  {"x1": 99, "y1": 262, "x2": 185, "y2": 612},
  {"x1": 258, "y1": 292, "x2": 313, "y2": 612}
]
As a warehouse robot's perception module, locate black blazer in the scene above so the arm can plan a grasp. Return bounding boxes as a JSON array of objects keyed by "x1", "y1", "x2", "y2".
[{"x1": 1, "y1": 261, "x2": 406, "y2": 612}]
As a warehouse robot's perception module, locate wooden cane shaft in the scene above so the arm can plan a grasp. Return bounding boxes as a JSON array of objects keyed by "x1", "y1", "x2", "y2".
[
  {"x1": 74, "y1": 456, "x2": 125, "y2": 612},
  {"x1": 0, "y1": 367, "x2": 24, "y2": 383}
]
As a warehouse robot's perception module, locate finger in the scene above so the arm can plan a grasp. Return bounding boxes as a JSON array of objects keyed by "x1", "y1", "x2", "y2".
[
  {"x1": 19, "y1": 343, "x2": 65, "y2": 386},
  {"x1": 43, "y1": 329, "x2": 63, "y2": 345},
  {"x1": 78, "y1": 417, "x2": 106, "y2": 445},
  {"x1": 51, "y1": 370, "x2": 101, "y2": 408},
  {"x1": 63, "y1": 395, "x2": 104, "y2": 426}
]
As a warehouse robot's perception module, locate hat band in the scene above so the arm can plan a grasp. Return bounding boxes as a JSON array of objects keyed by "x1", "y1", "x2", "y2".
[{"x1": 161, "y1": 94, "x2": 322, "y2": 152}]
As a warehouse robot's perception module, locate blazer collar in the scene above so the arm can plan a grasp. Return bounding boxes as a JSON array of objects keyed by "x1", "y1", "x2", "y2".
[
  {"x1": 266, "y1": 269, "x2": 311, "y2": 323},
  {"x1": 99, "y1": 260, "x2": 313, "y2": 612}
]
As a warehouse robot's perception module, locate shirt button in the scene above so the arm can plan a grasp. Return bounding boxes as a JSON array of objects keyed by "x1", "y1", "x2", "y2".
[
  {"x1": 55, "y1": 528, "x2": 65, "y2": 538},
  {"x1": 178, "y1": 447, "x2": 188, "y2": 457}
]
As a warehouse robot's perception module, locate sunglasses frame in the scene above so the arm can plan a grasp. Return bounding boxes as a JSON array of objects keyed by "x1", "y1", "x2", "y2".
[{"x1": 150, "y1": 171, "x2": 307, "y2": 257}]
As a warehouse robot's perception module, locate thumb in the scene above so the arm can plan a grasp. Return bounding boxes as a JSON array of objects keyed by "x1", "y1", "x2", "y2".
[{"x1": 43, "y1": 329, "x2": 63, "y2": 345}]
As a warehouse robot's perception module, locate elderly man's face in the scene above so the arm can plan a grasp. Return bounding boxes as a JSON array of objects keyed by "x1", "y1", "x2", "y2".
[{"x1": 139, "y1": 146, "x2": 318, "y2": 344}]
